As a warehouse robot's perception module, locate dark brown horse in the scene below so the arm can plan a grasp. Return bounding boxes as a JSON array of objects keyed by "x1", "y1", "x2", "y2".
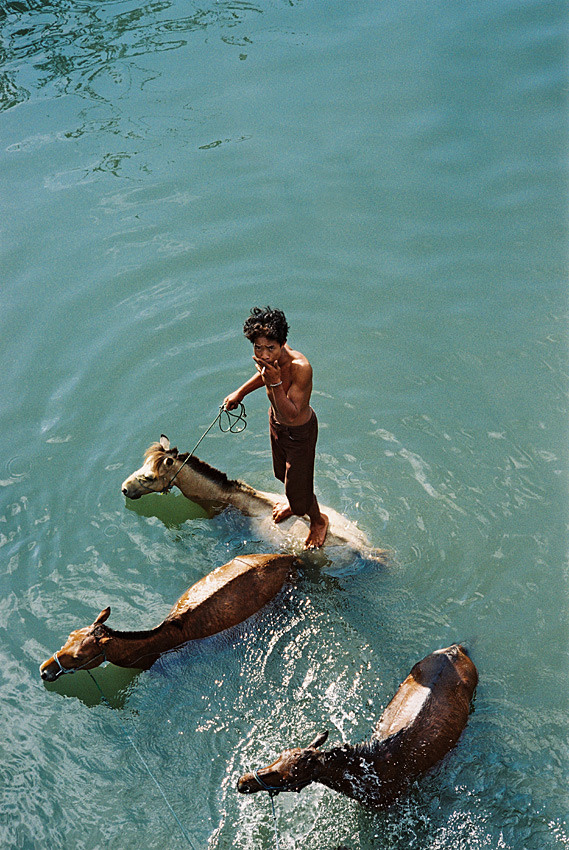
[
  {"x1": 238, "y1": 644, "x2": 477, "y2": 809},
  {"x1": 40, "y1": 554, "x2": 296, "y2": 681}
]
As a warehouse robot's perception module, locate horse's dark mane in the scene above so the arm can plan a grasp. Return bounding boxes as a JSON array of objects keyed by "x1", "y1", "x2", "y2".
[
  {"x1": 178, "y1": 453, "x2": 237, "y2": 490},
  {"x1": 102, "y1": 624, "x2": 167, "y2": 640},
  {"x1": 100, "y1": 603, "x2": 198, "y2": 640},
  {"x1": 353, "y1": 740, "x2": 375, "y2": 759},
  {"x1": 326, "y1": 741, "x2": 375, "y2": 764},
  {"x1": 146, "y1": 444, "x2": 257, "y2": 495},
  {"x1": 328, "y1": 728, "x2": 406, "y2": 763}
]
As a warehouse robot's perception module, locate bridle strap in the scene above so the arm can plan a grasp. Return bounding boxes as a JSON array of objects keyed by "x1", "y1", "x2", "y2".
[
  {"x1": 251, "y1": 764, "x2": 313, "y2": 850},
  {"x1": 253, "y1": 770, "x2": 282, "y2": 850},
  {"x1": 51, "y1": 647, "x2": 106, "y2": 676},
  {"x1": 253, "y1": 768, "x2": 281, "y2": 797},
  {"x1": 252, "y1": 768, "x2": 309, "y2": 796}
]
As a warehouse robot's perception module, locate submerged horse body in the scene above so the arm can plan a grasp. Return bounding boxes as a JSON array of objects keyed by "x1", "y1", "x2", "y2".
[
  {"x1": 238, "y1": 644, "x2": 478, "y2": 809},
  {"x1": 121, "y1": 436, "x2": 388, "y2": 560},
  {"x1": 40, "y1": 553, "x2": 295, "y2": 681}
]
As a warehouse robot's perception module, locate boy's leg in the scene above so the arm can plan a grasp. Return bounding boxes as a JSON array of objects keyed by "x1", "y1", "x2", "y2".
[
  {"x1": 277, "y1": 412, "x2": 328, "y2": 548},
  {"x1": 269, "y1": 412, "x2": 294, "y2": 521},
  {"x1": 281, "y1": 413, "x2": 318, "y2": 517},
  {"x1": 305, "y1": 495, "x2": 329, "y2": 549}
]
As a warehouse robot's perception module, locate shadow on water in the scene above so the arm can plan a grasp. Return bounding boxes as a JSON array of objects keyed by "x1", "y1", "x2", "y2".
[
  {"x1": 43, "y1": 664, "x2": 141, "y2": 708},
  {"x1": 123, "y1": 490, "x2": 211, "y2": 526}
]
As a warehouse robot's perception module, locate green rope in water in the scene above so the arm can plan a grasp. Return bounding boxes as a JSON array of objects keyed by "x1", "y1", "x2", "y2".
[{"x1": 87, "y1": 670, "x2": 199, "y2": 850}]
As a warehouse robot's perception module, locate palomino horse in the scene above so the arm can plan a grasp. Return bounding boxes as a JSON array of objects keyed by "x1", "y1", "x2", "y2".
[
  {"x1": 238, "y1": 644, "x2": 478, "y2": 809},
  {"x1": 40, "y1": 553, "x2": 295, "y2": 681},
  {"x1": 121, "y1": 436, "x2": 388, "y2": 560}
]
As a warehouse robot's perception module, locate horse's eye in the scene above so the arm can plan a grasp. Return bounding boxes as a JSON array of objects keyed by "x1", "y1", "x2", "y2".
[{"x1": 165, "y1": 457, "x2": 174, "y2": 468}]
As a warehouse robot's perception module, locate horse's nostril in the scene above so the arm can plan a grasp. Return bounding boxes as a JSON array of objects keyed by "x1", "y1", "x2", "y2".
[{"x1": 122, "y1": 487, "x2": 128, "y2": 496}]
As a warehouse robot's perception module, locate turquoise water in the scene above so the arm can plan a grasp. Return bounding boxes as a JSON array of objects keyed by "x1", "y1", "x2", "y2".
[{"x1": 1, "y1": 0, "x2": 567, "y2": 847}]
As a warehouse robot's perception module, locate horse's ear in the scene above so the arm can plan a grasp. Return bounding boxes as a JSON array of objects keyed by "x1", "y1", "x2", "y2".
[
  {"x1": 160, "y1": 435, "x2": 170, "y2": 451},
  {"x1": 94, "y1": 607, "x2": 111, "y2": 625},
  {"x1": 307, "y1": 731, "x2": 328, "y2": 750}
]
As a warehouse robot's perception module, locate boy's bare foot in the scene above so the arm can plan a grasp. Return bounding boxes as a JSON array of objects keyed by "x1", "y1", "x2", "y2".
[
  {"x1": 273, "y1": 502, "x2": 293, "y2": 523},
  {"x1": 304, "y1": 513, "x2": 328, "y2": 549}
]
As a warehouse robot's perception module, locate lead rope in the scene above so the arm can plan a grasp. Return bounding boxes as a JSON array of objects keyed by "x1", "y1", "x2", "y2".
[
  {"x1": 86, "y1": 670, "x2": 199, "y2": 850},
  {"x1": 267, "y1": 793, "x2": 281, "y2": 850},
  {"x1": 162, "y1": 403, "x2": 247, "y2": 492},
  {"x1": 252, "y1": 770, "x2": 282, "y2": 850}
]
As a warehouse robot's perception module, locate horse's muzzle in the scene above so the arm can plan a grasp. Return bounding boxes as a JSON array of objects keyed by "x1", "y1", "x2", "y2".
[
  {"x1": 39, "y1": 663, "x2": 60, "y2": 682},
  {"x1": 237, "y1": 774, "x2": 259, "y2": 794}
]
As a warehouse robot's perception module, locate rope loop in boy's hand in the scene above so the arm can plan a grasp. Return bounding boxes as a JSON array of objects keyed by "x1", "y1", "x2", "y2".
[{"x1": 219, "y1": 402, "x2": 247, "y2": 434}]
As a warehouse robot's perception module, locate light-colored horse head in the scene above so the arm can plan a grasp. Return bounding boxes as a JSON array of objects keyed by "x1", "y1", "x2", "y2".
[
  {"x1": 237, "y1": 731, "x2": 329, "y2": 795},
  {"x1": 121, "y1": 435, "x2": 182, "y2": 499},
  {"x1": 39, "y1": 608, "x2": 111, "y2": 681}
]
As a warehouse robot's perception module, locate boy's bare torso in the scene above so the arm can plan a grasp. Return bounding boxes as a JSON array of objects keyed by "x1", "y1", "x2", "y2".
[{"x1": 256, "y1": 343, "x2": 313, "y2": 427}]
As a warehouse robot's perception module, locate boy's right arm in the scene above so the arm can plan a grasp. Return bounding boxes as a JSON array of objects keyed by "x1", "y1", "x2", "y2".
[{"x1": 223, "y1": 373, "x2": 264, "y2": 410}]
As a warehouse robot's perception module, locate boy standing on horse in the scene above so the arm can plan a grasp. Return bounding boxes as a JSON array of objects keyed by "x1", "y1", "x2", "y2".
[{"x1": 224, "y1": 306, "x2": 328, "y2": 549}]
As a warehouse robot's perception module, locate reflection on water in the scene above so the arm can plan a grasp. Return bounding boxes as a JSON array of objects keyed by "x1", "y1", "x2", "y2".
[
  {"x1": 43, "y1": 663, "x2": 141, "y2": 707},
  {"x1": 0, "y1": 0, "x2": 268, "y2": 111}
]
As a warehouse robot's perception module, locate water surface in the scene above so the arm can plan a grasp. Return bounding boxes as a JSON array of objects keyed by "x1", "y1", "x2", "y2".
[{"x1": 1, "y1": 1, "x2": 567, "y2": 848}]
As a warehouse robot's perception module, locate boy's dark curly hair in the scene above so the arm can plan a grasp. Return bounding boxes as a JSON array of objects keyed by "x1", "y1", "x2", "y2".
[{"x1": 243, "y1": 306, "x2": 289, "y2": 345}]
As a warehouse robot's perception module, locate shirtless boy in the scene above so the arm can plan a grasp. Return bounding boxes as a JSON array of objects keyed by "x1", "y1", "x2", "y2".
[{"x1": 224, "y1": 306, "x2": 328, "y2": 549}]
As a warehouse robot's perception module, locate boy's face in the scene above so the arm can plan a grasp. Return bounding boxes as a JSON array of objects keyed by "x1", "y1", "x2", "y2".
[{"x1": 253, "y1": 335, "x2": 282, "y2": 364}]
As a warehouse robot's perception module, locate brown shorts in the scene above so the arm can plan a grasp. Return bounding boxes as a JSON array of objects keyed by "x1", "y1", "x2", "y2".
[{"x1": 269, "y1": 407, "x2": 318, "y2": 517}]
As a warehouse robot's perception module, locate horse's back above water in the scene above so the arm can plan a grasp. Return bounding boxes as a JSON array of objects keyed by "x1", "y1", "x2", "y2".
[
  {"x1": 164, "y1": 553, "x2": 295, "y2": 638},
  {"x1": 40, "y1": 553, "x2": 297, "y2": 680},
  {"x1": 372, "y1": 644, "x2": 478, "y2": 784},
  {"x1": 375, "y1": 644, "x2": 477, "y2": 743}
]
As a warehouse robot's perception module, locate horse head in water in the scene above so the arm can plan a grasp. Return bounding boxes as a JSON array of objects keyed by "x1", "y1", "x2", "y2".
[
  {"x1": 40, "y1": 608, "x2": 111, "y2": 681},
  {"x1": 238, "y1": 645, "x2": 478, "y2": 809},
  {"x1": 238, "y1": 731, "x2": 330, "y2": 795},
  {"x1": 121, "y1": 435, "x2": 282, "y2": 512}
]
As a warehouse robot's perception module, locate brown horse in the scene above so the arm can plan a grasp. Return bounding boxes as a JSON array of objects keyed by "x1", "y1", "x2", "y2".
[
  {"x1": 39, "y1": 553, "x2": 295, "y2": 681},
  {"x1": 121, "y1": 436, "x2": 388, "y2": 560},
  {"x1": 238, "y1": 644, "x2": 478, "y2": 809}
]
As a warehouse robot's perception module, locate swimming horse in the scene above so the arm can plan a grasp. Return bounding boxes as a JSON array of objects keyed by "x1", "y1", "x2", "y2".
[
  {"x1": 238, "y1": 644, "x2": 477, "y2": 809},
  {"x1": 40, "y1": 553, "x2": 295, "y2": 681},
  {"x1": 121, "y1": 436, "x2": 389, "y2": 560}
]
